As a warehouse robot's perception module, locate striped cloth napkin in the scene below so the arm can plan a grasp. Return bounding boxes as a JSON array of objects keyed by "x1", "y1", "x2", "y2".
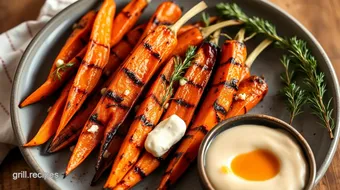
[{"x1": 0, "y1": 0, "x2": 77, "y2": 164}]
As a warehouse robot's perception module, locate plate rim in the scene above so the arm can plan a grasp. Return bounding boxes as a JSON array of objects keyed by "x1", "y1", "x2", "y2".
[{"x1": 10, "y1": 0, "x2": 340, "y2": 189}]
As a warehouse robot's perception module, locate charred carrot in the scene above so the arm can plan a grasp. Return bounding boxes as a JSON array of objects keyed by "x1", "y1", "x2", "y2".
[
  {"x1": 110, "y1": 0, "x2": 150, "y2": 47},
  {"x1": 136, "y1": 1, "x2": 182, "y2": 45},
  {"x1": 157, "y1": 37, "x2": 274, "y2": 190},
  {"x1": 65, "y1": 0, "x2": 207, "y2": 177},
  {"x1": 102, "y1": 57, "x2": 177, "y2": 187},
  {"x1": 57, "y1": 0, "x2": 116, "y2": 136},
  {"x1": 226, "y1": 75, "x2": 268, "y2": 117},
  {"x1": 91, "y1": 114, "x2": 134, "y2": 185},
  {"x1": 48, "y1": 24, "x2": 146, "y2": 153},
  {"x1": 23, "y1": 78, "x2": 74, "y2": 146},
  {"x1": 114, "y1": 36, "x2": 219, "y2": 190},
  {"x1": 19, "y1": 11, "x2": 96, "y2": 107}
]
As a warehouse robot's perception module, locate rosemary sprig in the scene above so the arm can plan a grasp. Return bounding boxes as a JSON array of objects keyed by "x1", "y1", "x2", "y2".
[
  {"x1": 280, "y1": 56, "x2": 307, "y2": 124},
  {"x1": 52, "y1": 62, "x2": 74, "y2": 80},
  {"x1": 161, "y1": 46, "x2": 197, "y2": 106},
  {"x1": 201, "y1": 12, "x2": 210, "y2": 27},
  {"x1": 217, "y1": 3, "x2": 335, "y2": 138}
]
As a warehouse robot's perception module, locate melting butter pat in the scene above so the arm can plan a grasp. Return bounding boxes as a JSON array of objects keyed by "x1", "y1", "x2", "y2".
[{"x1": 145, "y1": 114, "x2": 186, "y2": 157}]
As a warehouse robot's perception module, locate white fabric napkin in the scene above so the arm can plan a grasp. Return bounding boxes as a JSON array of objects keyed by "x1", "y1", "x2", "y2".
[{"x1": 0, "y1": 0, "x2": 77, "y2": 164}]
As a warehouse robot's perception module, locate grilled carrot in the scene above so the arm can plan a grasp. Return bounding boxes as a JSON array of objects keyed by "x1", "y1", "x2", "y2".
[
  {"x1": 91, "y1": 114, "x2": 134, "y2": 185},
  {"x1": 57, "y1": 0, "x2": 116, "y2": 136},
  {"x1": 65, "y1": 2, "x2": 207, "y2": 176},
  {"x1": 103, "y1": 57, "x2": 176, "y2": 187},
  {"x1": 19, "y1": 11, "x2": 96, "y2": 108},
  {"x1": 158, "y1": 76, "x2": 268, "y2": 189},
  {"x1": 157, "y1": 37, "x2": 274, "y2": 189},
  {"x1": 114, "y1": 36, "x2": 220, "y2": 189},
  {"x1": 136, "y1": 1, "x2": 182, "y2": 45},
  {"x1": 110, "y1": 0, "x2": 150, "y2": 47},
  {"x1": 114, "y1": 45, "x2": 218, "y2": 189},
  {"x1": 23, "y1": 78, "x2": 74, "y2": 147},
  {"x1": 226, "y1": 75, "x2": 268, "y2": 117},
  {"x1": 48, "y1": 24, "x2": 146, "y2": 153}
]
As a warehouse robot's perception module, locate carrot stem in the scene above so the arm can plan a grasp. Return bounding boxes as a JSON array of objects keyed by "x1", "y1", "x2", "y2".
[
  {"x1": 170, "y1": 1, "x2": 207, "y2": 34},
  {"x1": 201, "y1": 20, "x2": 243, "y2": 39},
  {"x1": 245, "y1": 38, "x2": 273, "y2": 67}
]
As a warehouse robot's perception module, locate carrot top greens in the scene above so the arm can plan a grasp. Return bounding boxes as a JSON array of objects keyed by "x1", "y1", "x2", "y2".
[{"x1": 217, "y1": 2, "x2": 335, "y2": 138}]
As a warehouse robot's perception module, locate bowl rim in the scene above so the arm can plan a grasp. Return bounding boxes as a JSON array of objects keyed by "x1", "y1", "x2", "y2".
[
  {"x1": 197, "y1": 114, "x2": 317, "y2": 190},
  {"x1": 10, "y1": 0, "x2": 340, "y2": 189}
]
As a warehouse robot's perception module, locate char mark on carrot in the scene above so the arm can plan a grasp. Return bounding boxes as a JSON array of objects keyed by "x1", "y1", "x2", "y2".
[
  {"x1": 151, "y1": 94, "x2": 163, "y2": 106},
  {"x1": 193, "y1": 61, "x2": 213, "y2": 71},
  {"x1": 122, "y1": 67, "x2": 145, "y2": 86},
  {"x1": 189, "y1": 125, "x2": 208, "y2": 135},
  {"x1": 135, "y1": 114, "x2": 154, "y2": 127},
  {"x1": 90, "y1": 39, "x2": 110, "y2": 49},
  {"x1": 122, "y1": 11, "x2": 132, "y2": 18},
  {"x1": 183, "y1": 134, "x2": 193, "y2": 139},
  {"x1": 105, "y1": 90, "x2": 124, "y2": 103},
  {"x1": 213, "y1": 100, "x2": 227, "y2": 115},
  {"x1": 143, "y1": 42, "x2": 161, "y2": 59},
  {"x1": 81, "y1": 60, "x2": 104, "y2": 70},
  {"x1": 220, "y1": 57, "x2": 242, "y2": 67},
  {"x1": 75, "y1": 56, "x2": 83, "y2": 62},
  {"x1": 106, "y1": 103, "x2": 130, "y2": 110},
  {"x1": 89, "y1": 113, "x2": 104, "y2": 126},
  {"x1": 173, "y1": 98, "x2": 195, "y2": 108},
  {"x1": 160, "y1": 74, "x2": 170, "y2": 84},
  {"x1": 186, "y1": 80, "x2": 203, "y2": 89},
  {"x1": 213, "y1": 79, "x2": 239, "y2": 90},
  {"x1": 134, "y1": 166, "x2": 147, "y2": 178},
  {"x1": 73, "y1": 86, "x2": 87, "y2": 95}
]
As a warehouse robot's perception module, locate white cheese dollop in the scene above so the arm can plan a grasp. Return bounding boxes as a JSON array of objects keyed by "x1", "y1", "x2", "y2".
[
  {"x1": 144, "y1": 114, "x2": 186, "y2": 157},
  {"x1": 235, "y1": 93, "x2": 247, "y2": 100},
  {"x1": 87, "y1": 125, "x2": 99, "y2": 133}
]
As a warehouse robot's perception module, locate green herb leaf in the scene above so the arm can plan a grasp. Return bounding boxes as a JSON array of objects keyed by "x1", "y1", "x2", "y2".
[
  {"x1": 161, "y1": 46, "x2": 197, "y2": 106},
  {"x1": 217, "y1": 2, "x2": 334, "y2": 138},
  {"x1": 52, "y1": 62, "x2": 74, "y2": 80}
]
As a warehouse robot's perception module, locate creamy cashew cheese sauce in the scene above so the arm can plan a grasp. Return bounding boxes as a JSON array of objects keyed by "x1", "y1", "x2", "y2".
[{"x1": 206, "y1": 125, "x2": 307, "y2": 190}]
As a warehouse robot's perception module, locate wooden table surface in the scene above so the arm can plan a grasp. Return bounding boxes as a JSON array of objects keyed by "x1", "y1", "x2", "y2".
[{"x1": 0, "y1": 0, "x2": 339, "y2": 189}]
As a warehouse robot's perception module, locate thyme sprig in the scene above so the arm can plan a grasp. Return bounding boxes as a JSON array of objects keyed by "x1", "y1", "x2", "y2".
[
  {"x1": 217, "y1": 3, "x2": 335, "y2": 138},
  {"x1": 280, "y1": 56, "x2": 307, "y2": 124},
  {"x1": 161, "y1": 46, "x2": 197, "y2": 106},
  {"x1": 52, "y1": 62, "x2": 74, "y2": 80}
]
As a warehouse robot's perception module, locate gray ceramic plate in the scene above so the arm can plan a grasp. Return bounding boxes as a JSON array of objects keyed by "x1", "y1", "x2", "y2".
[{"x1": 11, "y1": 0, "x2": 340, "y2": 189}]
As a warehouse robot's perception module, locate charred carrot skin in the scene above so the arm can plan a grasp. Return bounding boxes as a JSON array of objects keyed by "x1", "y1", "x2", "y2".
[
  {"x1": 66, "y1": 25, "x2": 177, "y2": 176},
  {"x1": 158, "y1": 75, "x2": 268, "y2": 189},
  {"x1": 240, "y1": 65, "x2": 250, "y2": 82},
  {"x1": 91, "y1": 115, "x2": 134, "y2": 185},
  {"x1": 58, "y1": 0, "x2": 116, "y2": 136},
  {"x1": 23, "y1": 78, "x2": 74, "y2": 147},
  {"x1": 103, "y1": 57, "x2": 176, "y2": 187},
  {"x1": 226, "y1": 75, "x2": 268, "y2": 117},
  {"x1": 48, "y1": 25, "x2": 146, "y2": 153},
  {"x1": 19, "y1": 11, "x2": 96, "y2": 107},
  {"x1": 110, "y1": 0, "x2": 149, "y2": 47},
  {"x1": 137, "y1": 1, "x2": 182, "y2": 45},
  {"x1": 158, "y1": 40, "x2": 248, "y2": 189},
  {"x1": 114, "y1": 42, "x2": 219, "y2": 190}
]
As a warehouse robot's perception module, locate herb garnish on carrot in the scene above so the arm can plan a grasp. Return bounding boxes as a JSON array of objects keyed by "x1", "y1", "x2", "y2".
[{"x1": 217, "y1": 2, "x2": 335, "y2": 138}]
